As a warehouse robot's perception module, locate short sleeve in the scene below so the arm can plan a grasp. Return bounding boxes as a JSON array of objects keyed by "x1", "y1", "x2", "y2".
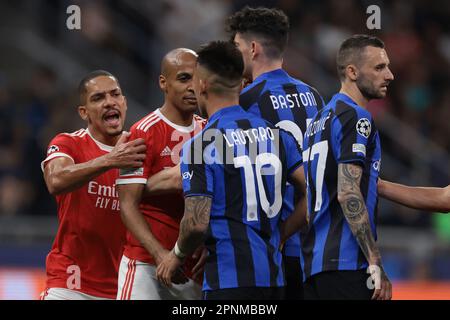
[
  {"x1": 41, "y1": 133, "x2": 77, "y2": 171},
  {"x1": 180, "y1": 136, "x2": 214, "y2": 198},
  {"x1": 116, "y1": 126, "x2": 153, "y2": 185},
  {"x1": 332, "y1": 106, "x2": 373, "y2": 165},
  {"x1": 280, "y1": 130, "x2": 303, "y2": 175}
]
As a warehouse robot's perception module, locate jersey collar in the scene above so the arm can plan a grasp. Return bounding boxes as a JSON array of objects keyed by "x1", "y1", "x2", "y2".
[
  {"x1": 241, "y1": 68, "x2": 288, "y2": 94},
  {"x1": 86, "y1": 128, "x2": 114, "y2": 152},
  {"x1": 255, "y1": 68, "x2": 288, "y2": 82},
  {"x1": 155, "y1": 108, "x2": 196, "y2": 133}
]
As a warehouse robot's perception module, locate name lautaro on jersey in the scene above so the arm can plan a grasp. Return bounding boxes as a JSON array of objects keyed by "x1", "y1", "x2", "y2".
[
  {"x1": 223, "y1": 127, "x2": 275, "y2": 147},
  {"x1": 184, "y1": 127, "x2": 280, "y2": 166}
]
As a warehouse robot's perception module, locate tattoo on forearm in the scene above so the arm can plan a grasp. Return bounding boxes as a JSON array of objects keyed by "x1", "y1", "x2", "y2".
[
  {"x1": 178, "y1": 196, "x2": 212, "y2": 255},
  {"x1": 345, "y1": 197, "x2": 365, "y2": 220},
  {"x1": 338, "y1": 164, "x2": 382, "y2": 267}
]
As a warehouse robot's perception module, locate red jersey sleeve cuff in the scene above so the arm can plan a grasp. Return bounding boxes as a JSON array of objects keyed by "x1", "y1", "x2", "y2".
[
  {"x1": 115, "y1": 178, "x2": 148, "y2": 185},
  {"x1": 41, "y1": 153, "x2": 75, "y2": 172}
]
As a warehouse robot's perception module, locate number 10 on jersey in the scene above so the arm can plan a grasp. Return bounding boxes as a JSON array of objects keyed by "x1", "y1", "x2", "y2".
[{"x1": 234, "y1": 153, "x2": 283, "y2": 222}]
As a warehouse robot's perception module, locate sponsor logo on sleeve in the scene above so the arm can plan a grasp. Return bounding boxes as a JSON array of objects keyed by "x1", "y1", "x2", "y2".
[
  {"x1": 352, "y1": 143, "x2": 366, "y2": 156},
  {"x1": 373, "y1": 160, "x2": 381, "y2": 172},
  {"x1": 119, "y1": 167, "x2": 144, "y2": 177},
  {"x1": 47, "y1": 145, "x2": 60, "y2": 155},
  {"x1": 356, "y1": 118, "x2": 371, "y2": 138}
]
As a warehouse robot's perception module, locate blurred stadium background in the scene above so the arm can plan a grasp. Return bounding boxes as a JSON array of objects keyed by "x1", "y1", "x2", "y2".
[{"x1": 0, "y1": 0, "x2": 449, "y2": 300}]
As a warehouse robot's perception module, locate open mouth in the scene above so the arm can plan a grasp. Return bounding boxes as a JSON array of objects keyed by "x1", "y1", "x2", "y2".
[{"x1": 103, "y1": 110, "x2": 121, "y2": 127}]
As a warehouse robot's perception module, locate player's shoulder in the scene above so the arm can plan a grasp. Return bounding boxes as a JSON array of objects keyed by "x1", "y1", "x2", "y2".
[
  {"x1": 240, "y1": 79, "x2": 268, "y2": 110},
  {"x1": 277, "y1": 69, "x2": 320, "y2": 91},
  {"x1": 52, "y1": 128, "x2": 87, "y2": 144},
  {"x1": 44, "y1": 129, "x2": 86, "y2": 164},
  {"x1": 331, "y1": 98, "x2": 372, "y2": 120},
  {"x1": 289, "y1": 76, "x2": 324, "y2": 100},
  {"x1": 131, "y1": 110, "x2": 162, "y2": 133},
  {"x1": 241, "y1": 76, "x2": 267, "y2": 95},
  {"x1": 303, "y1": 82, "x2": 324, "y2": 103},
  {"x1": 255, "y1": 116, "x2": 276, "y2": 130}
]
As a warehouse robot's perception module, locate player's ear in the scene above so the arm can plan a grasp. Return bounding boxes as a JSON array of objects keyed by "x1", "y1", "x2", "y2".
[
  {"x1": 346, "y1": 64, "x2": 358, "y2": 81},
  {"x1": 199, "y1": 78, "x2": 207, "y2": 96},
  {"x1": 250, "y1": 41, "x2": 258, "y2": 60},
  {"x1": 159, "y1": 75, "x2": 167, "y2": 92},
  {"x1": 78, "y1": 105, "x2": 88, "y2": 121}
]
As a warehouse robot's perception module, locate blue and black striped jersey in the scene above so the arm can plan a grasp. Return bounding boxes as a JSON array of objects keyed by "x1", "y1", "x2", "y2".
[
  {"x1": 302, "y1": 93, "x2": 381, "y2": 279},
  {"x1": 240, "y1": 69, "x2": 324, "y2": 258},
  {"x1": 180, "y1": 105, "x2": 303, "y2": 291}
]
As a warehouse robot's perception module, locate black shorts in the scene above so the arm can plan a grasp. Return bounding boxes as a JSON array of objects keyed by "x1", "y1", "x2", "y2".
[
  {"x1": 303, "y1": 269, "x2": 374, "y2": 300},
  {"x1": 283, "y1": 254, "x2": 304, "y2": 300},
  {"x1": 203, "y1": 286, "x2": 285, "y2": 300}
]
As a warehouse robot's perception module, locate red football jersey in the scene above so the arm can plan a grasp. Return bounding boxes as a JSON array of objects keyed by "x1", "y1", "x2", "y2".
[
  {"x1": 41, "y1": 128, "x2": 126, "y2": 299},
  {"x1": 116, "y1": 109, "x2": 205, "y2": 271}
]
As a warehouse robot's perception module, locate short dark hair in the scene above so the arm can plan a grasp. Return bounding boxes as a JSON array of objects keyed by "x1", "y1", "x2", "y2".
[
  {"x1": 196, "y1": 41, "x2": 244, "y2": 92},
  {"x1": 226, "y1": 6, "x2": 289, "y2": 59},
  {"x1": 336, "y1": 34, "x2": 385, "y2": 80},
  {"x1": 78, "y1": 70, "x2": 120, "y2": 104}
]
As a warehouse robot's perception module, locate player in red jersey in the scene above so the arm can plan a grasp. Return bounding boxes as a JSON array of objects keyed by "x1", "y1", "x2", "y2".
[
  {"x1": 116, "y1": 48, "x2": 206, "y2": 300},
  {"x1": 40, "y1": 70, "x2": 147, "y2": 300}
]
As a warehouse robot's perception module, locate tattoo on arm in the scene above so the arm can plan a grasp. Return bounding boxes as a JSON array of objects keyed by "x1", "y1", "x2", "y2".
[
  {"x1": 177, "y1": 196, "x2": 212, "y2": 255},
  {"x1": 338, "y1": 164, "x2": 383, "y2": 268}
]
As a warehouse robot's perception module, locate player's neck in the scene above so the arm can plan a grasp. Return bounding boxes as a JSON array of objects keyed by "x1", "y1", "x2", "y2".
[
  {"x1": 339, "y1": 83, "x2": 370, "y2": 108},
  {"x1": 160, "y1": 103, "x2": 194, "y2": 127},
  {"x1": 252, "y1": 58, "x2": 283, "y2": 81},
  {"x1": 206, "y1": 96, "x2": 239, "y2": 118},
  {"x1": 88, "y1": 127, "x2": 119, "y2": 146}
]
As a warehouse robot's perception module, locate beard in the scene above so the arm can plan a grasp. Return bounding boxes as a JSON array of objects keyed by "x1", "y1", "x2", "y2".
[
  {"x1": 356, "y1": 75, "x2": 386, "y2": 100},
  {"x1": 107, "y1": 128, "x2": 123, "y2": 136}
]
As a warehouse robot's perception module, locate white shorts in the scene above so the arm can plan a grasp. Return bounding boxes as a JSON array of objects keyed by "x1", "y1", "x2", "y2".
[
  {"x1": 40, "y1": 288, "x2": 112, "y2": 300},
  {"x1": 117, "y1": 254, "x2": 201, "y2": 300}
]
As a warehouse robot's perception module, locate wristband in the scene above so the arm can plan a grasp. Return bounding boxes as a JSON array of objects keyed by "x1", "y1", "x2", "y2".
[{"x1": 174, "y1": 241, "x2": 186, "y2": 259}]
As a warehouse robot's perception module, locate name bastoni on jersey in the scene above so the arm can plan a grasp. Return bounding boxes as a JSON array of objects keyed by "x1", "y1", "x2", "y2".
[{"x1": 269, "y1": 92, "x2": 318, "y2": 109}]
